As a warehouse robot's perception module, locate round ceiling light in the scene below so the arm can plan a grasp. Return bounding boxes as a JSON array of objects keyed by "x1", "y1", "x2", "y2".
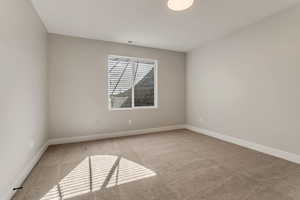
[{"x1": 167, "y1": 0, "x2": 194, "y2": 11}]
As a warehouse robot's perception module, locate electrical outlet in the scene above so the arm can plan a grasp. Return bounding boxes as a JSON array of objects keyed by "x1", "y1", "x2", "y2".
[
  {"x1": 128, "y1": 120, "x2": 132, "y2": 125},
  {"x1": 198, "y1": 117, "x2": 204, "y2": 123}
]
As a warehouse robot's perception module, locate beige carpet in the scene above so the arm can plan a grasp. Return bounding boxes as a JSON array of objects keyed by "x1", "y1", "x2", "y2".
[{"x1": 13, "y1": 129, "x2": 300, "y2": 200}]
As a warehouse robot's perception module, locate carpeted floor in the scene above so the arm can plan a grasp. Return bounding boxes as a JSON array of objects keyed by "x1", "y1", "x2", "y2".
[{"x1": 13, "y1": 129, "x2": 300, "y2": 200}]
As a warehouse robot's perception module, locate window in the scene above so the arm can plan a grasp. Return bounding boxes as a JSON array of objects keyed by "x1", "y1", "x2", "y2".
[{"x1": 108, "y1": 55, "x2": 157, "y2": 110}]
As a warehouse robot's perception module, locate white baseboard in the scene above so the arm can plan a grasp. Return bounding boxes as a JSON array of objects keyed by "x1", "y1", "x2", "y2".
[
  {"x1": 48, "y1": 125, "x2": 185, "y2": 145},
  {"x1": 3, "y1": 141, "x2": 49, "y2": 200},
  {"x1": 4, "y1": 125, "x2": 184, "y2": 199},
  {"x1": 7, "y1": 124, "x2": 298, "y2": 200},
  {"x1": 185, "y1": 124, "x2": 300, "y2": 164}
]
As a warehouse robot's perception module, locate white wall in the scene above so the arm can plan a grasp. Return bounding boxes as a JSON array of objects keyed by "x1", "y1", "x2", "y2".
[
  {"x1": 48, "y1": 34, "x2": 185, "y2": 139},
  {"x1": 0, "y1": 0, "x2": 48, "y2": 199},
  {"x1": 186, "y1": 5, "x2": 300, "y2": 155}
]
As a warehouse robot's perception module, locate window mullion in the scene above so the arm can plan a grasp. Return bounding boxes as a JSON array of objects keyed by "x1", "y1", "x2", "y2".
[
  {"x1": 131, "y1": 60, "x2": 135, "y2": 109},
  {"x1": 108, "y1": 55, "x2": 157, "y2": 110}
]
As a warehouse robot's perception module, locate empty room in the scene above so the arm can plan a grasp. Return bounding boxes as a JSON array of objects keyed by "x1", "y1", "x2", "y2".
[{"x1": 2, "y1": 0, "x2": 300, "y2": 199}]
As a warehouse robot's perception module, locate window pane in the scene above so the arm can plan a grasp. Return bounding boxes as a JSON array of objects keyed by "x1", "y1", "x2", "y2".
[
  {"x1": 133, "y1": 61, "x2": 155, "y2": 107},
  {"x1": 108, "y1": 57, "x2": 132, "y2": 109}
]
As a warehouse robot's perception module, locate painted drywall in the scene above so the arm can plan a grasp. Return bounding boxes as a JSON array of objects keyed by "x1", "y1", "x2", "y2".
[
  {"x1": 48, "y1": 34, "x2": 185, "y2": 139},
  {"x1": 0, "y1": 0, "x2": 48, "y2": 199},
  {"x1": 186, "y1": 5, "x2": 300, "y2": 155}
]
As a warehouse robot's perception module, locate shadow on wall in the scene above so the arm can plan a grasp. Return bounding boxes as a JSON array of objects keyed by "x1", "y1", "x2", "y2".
[{"x1": 40, "y1": 155, "x2": 156, "y2": 200}]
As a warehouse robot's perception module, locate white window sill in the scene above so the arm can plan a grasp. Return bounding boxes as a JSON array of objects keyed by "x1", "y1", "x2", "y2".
[{"x1": 109, "y1": 106, "x2": 158, "y2": 111}]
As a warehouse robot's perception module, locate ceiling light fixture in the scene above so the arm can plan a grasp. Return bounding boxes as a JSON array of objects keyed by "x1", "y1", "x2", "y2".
[{"x1": 167, "y1": 0, "x2": 194, "y2": 11}]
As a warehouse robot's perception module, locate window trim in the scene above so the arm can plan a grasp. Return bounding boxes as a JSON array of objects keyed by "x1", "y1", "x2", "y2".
[{"x1": 107, "y1": 55, "x2": 158, "y2": 111}]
